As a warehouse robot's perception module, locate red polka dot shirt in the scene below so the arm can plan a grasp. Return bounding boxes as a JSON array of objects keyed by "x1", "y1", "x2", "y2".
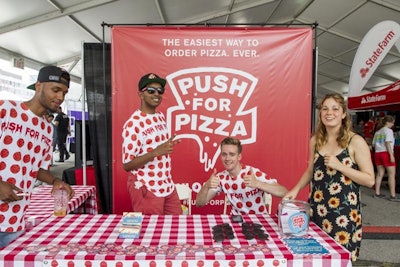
[
  {"x1": 122, "y1": 110, "x2": 174, "y2": 197},
  {"x1": 0, "y1": 100, "x2": 53, "y2": 232},
  {"x1": 215, "y1": 165, "x2": 277, "y2": 215}
]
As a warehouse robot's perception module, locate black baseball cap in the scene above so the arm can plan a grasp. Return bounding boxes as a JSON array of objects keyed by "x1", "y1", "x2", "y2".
[
  {"x1": 138, "y1": 73, "x2": 166, "y2": 91},
  {"x1": 27, "y1": 65, "x2": 70, "y2": 90}
]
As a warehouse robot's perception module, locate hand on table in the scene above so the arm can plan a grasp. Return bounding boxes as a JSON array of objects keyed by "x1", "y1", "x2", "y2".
[{"x1": 51, "y1": 179, "x2": 75, "y2": 200}]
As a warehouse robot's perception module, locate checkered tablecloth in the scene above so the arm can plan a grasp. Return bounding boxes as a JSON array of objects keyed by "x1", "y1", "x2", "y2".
[
  {"x1": 26, "y1": 185, "x2": 98, "y2": 222},
  {"x1": 0, "y1": 214, "x2": 352, "y2": 267}
]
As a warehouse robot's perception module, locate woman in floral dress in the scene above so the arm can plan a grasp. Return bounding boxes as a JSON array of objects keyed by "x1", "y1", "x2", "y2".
[{"x1": 284, "y1": 93, "x2": 375, "y2": 261}]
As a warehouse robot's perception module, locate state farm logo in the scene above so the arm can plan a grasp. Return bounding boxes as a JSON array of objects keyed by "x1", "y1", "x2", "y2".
[
  {"x1": 359, "y1": 30, "x2": 396, "y2": 78},
  {"x1": 360, "y1": 80, "x2": 400, "y2": 105},
  {"x1": 166, "y1": 67, "x2": 257, "y2": 171},
  {"x1": 361, "y1": 94, "x2": 386, "y2": 104}
]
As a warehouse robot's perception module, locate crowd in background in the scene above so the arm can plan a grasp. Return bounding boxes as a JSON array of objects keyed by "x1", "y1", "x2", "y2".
[{"x1": 353, "y1": 112, "x2": 400, "y2": 200}]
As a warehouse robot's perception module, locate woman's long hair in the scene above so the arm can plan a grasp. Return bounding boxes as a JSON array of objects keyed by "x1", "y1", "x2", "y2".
[{"x1": 315, "y1": 93, "x2": 352, "y2": 151}]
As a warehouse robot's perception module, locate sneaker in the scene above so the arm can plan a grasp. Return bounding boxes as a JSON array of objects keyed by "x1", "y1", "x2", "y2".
[
  {"x1": 389, "y1": 196, "x2": 400, "y2": 202},
  {"x1": 374, "y1": 193, "x2": 386, "y2": 198}
]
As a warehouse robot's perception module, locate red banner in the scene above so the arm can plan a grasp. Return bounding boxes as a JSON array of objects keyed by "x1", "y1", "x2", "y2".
[
  {"x1": 348, "y1": 80, "x2": 400, "y2": 110},
  {"x1": 111, "y1": 27, "x2": 313, "y2": 214}
]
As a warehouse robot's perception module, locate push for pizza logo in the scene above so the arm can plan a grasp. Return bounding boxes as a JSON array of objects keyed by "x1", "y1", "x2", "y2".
[
  {"x1": 1, "y1": 121, "x2": 52, "y2": 146},
  {"x1": 142, "y1": 123, "x2": 167, "y2": 137},
  {"x1": 167, "y1": 67, "x2": 258, "y2": 170}
]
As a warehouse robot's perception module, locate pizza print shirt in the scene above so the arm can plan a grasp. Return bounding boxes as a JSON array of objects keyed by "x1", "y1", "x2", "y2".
[
  {"x1": 0, "y1": 100, "x2": 53, "y2": 232},
  {"x1": 122, "y1": 110, "x2": 174, "y2": 197},
  {"x1": 215, "y1": 164, "x2": 277, "y2": 215}
]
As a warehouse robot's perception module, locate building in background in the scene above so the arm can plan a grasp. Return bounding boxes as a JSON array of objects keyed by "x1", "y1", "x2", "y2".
[{"x1": 0, "y1": 58, "x2": 86, "y2": 157}]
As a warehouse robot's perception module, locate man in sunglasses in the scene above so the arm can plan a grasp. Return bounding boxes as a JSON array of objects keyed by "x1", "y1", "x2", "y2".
[{"x1": 122, "y1": 73, "x2": 182, "y2": 214}]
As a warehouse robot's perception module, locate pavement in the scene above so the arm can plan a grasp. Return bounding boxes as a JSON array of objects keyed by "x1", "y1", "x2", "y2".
[
  {"x1": 48, "y1": 152, "x2": 400, "y2": 266},
  {"x1": 353, "y1": 185, "x2": 400, "y2": 266}
]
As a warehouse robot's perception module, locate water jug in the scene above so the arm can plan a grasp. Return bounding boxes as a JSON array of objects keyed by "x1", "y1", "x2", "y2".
[{"x1": 278, "y1": 199, "x2": 310, "y2": 236}]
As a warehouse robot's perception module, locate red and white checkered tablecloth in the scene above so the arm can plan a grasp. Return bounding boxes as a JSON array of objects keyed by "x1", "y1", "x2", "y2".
[
  {"x1": 0, "y1": 214, "x2": 352, "y2": 267},
  {"x1": 26, "y1": 185, "x2": 98, "y2": 222}
]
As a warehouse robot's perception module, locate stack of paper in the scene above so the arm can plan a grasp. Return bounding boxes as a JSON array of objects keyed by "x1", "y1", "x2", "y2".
[{"x1": 118, "y1": 212, "x2": 143, "y2": 239}]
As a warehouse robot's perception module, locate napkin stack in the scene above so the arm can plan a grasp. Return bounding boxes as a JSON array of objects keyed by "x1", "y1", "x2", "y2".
[{"x1": 118, "y1": 212, "x2": 143, "y2": 239}]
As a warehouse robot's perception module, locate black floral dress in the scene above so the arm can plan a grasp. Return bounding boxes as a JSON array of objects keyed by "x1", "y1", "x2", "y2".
[{"x1": 309, "y1": 145, "x2": 362, "y2": 261}]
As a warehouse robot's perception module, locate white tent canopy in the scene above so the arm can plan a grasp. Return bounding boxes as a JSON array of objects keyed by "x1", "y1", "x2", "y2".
[{"x1": 0, "y1": 0, "x2": 399, "y2": 102}]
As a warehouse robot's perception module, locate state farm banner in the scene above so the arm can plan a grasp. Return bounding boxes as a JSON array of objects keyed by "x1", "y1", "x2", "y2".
[
  {"x1": 349, "y1": 20, "x2": 400, "y2": 97},
  {"x1": 348, "y1": 80, "x2": 400, "y2": 110},
  {"x1": 111, "y1": 27, "x2": 313, "y2": 214}
]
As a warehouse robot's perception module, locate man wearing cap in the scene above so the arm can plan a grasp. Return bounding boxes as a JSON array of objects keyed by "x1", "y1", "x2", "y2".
[
  {"x1": 0, "y1": 66, "x2": 75, "y2": 248},
  {"x1": 122, "y1": 73, "x2": 182, "y2": 214}
]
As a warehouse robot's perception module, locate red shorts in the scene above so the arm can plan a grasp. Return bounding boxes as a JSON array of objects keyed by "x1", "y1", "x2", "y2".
[
  {"x1": 127, "y1": 174, "x2": 182, "y2": 215},
  {"x1": 374, "y1": 151, "x2": 396, "y2": 167}
]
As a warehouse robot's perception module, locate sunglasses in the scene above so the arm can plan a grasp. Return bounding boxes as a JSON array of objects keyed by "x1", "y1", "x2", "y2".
[{"x1": 142, "y1": 87, "x2": 165, "y2": 95}]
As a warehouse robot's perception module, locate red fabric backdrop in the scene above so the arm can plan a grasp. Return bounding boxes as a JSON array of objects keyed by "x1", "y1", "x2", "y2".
[{"x1": 111, "y1": 27, "x2": 313, "y2": 214}]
